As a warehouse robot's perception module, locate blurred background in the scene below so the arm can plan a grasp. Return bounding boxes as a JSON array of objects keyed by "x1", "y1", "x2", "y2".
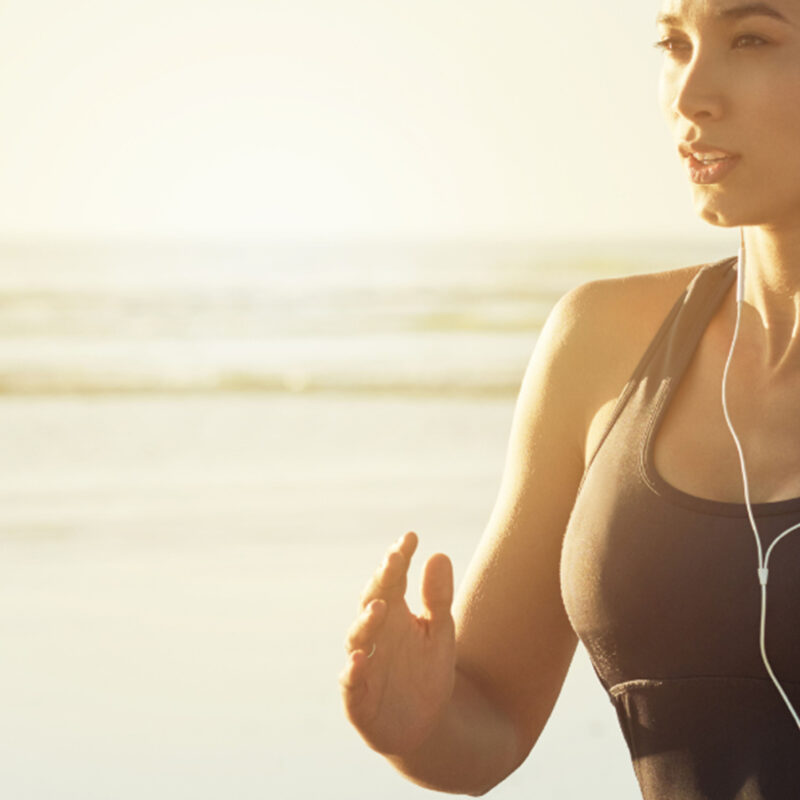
[{"x1": 0, "y1": 1, "x2": 738, "y2": 798}]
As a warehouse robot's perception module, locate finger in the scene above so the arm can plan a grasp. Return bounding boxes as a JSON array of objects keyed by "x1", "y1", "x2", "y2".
[
  {"x1": 420, "y1": 553, "x2": 454, "y2": 623},
  {"x1": 339, "y1": 648, "x2": 370, "y2": 699},
  {"x1": 359, "y1": 550, "x2": 406, "y2": 607},
  {"x1": 344, "y1": 599, "x2": 387, "y2": 653},
  {"x1": 359, "y1": 532, "x2": 418, "y2": 609},
  {"x1": 396, "y1": 530, "x2": 419, "y2": 561}
]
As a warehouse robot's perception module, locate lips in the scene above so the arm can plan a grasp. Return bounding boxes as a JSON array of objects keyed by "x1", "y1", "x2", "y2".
[
  {"x1": 687, "y1": 156, "x2": 739, "y2": 184},
  {"x1": 678, "y1": 142, "x2": 740, "y2": 185},
  {"x1": 678, "y1": 141, "x2": 737, "y2": 158}
]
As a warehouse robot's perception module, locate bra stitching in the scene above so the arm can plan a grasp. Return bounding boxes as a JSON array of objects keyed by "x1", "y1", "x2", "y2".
[
  {"x1": 640, "y1": 378, "x2": 671, "y2": 498},
  {"x1": 609, "y1": 674, "x2": 800, "y2": 698}
]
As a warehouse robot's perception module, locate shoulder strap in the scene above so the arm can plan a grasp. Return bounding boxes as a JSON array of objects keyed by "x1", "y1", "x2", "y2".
[{"x1": 581, "y1": 256, "x2": 736, "y2": 478}]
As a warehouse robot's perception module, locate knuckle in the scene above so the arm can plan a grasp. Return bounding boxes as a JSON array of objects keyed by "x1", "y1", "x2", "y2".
[
  {"x1": 345, "y1": 621, "x2": 367, "y2": 651},
  {"x1": 359, "y1": 576, "x2": 378, "y2": 601},
  {"x1": 344, "y1": 621, "x2": 358, "y2": 646},
  {"x1": 359, "y1": 587, "x2": 375, "y2": 609},
  {"x1": 378, "y1": 571, "x2": 405, "y2": 593},
  {"x1": 339, "y1": 669, "x2": 357, "y2": 693}
]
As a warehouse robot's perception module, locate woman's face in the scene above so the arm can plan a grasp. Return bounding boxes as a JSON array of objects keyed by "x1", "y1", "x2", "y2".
[{"x1": 657, "y1": 0, "x2": 800, "y2": 231}]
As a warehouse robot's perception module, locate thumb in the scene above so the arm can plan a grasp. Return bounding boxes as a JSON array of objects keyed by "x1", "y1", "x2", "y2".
[{"x1": 420, "y1": 553, "x2": 454, "y2": 623}]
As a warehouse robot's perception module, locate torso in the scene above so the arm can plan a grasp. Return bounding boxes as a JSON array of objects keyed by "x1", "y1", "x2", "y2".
[{"x1": 560, "y1": 258, "x2": 800, "y2": 799}]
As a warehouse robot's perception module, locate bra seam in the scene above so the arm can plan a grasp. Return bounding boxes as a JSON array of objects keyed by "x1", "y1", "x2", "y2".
[
  {"x1": 609, "y1": 674, "x2": 800, "y2": 698},
  {"x1": 640, "y1": 378, "x2": 671, "y2": 499}
]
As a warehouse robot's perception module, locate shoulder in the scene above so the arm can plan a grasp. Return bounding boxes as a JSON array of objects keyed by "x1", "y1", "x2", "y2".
[
  {"x1": 523, "y1": 263, "x2": 709, "y2": 463},
  {"x1": 548, "y1": 262, "x2": 704, "y2": 344}
]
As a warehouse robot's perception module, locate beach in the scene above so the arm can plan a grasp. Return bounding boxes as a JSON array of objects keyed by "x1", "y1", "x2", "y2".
[{"x1": 0, "y1": 391, "x2": 639, "y2": 799}]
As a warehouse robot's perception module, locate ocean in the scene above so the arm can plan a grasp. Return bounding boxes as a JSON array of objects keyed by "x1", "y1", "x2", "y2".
[{"x1": 0, "y1": 237, "x2": 733, "y2": 395}]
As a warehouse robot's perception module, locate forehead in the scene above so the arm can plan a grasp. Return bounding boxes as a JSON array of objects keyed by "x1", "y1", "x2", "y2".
[{"x1": 656, "y1": 0, "x2": 796, "y2": 26}]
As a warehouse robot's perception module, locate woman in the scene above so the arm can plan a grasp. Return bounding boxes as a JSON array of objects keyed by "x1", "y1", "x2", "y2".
[{"x1": 340, "y1": 1, "x2": 800, "y2": 797}]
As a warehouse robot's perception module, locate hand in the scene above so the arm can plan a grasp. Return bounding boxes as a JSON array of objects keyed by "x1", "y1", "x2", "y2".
[{"x1": 339, "y1": 532, "x2": 456, "y2": 756}]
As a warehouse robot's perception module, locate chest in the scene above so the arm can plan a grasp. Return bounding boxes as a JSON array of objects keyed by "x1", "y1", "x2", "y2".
[
  {"x1": 564, "y1": 359, "x2": 800, "y2": 688},
  {"x1": 654, "y1": 337, "x2": 800, "y2": 505}
]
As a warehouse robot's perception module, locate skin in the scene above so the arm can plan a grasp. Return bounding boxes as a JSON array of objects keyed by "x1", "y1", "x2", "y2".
[{"x1": 340, "y1": 1, "x2": 800, "y2": 794}]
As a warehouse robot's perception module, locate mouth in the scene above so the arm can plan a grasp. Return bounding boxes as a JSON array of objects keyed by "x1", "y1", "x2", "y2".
[{"x1": 679, "y1": 144, "x2": 741, "y2": 185}]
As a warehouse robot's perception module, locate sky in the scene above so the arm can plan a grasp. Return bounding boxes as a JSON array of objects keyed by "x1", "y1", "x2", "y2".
[{"x1": 0, "y1": 0, "x2": 736, "y2": 245}]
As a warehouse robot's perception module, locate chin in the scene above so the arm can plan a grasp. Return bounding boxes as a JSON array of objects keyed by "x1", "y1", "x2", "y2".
[
  {"x1": 691, "y1": 192, "x2": 741, "y2": 228},
  {"x1": 696, "y1": 207, "x2": 736, "y2": 228}
]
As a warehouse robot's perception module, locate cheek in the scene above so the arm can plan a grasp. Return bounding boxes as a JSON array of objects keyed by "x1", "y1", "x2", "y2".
[
  {"x1": 657, "y1": 67, "x2": 681, "y2": 126},
  {"x1": 748, "y1": 81, "x2": 800, "y2": 161}
]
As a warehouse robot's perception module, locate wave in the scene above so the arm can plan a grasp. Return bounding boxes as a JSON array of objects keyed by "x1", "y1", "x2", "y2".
[{"x1": 0, "y1": 236, "x2": 735, "y2": 395}]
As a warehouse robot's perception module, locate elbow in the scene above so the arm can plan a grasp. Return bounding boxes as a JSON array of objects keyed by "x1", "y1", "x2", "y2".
[
  {"x1": 464, "y1": 761, "x2": 523, "y2": 797},
  {"x1": 466, "y1": 784, "x2": 495, "y2": 797}
]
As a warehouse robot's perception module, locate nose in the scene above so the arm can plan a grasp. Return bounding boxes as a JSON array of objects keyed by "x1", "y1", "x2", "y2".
[{"x1": 662, "y1": 49, "x2": 724, "y2": 122}]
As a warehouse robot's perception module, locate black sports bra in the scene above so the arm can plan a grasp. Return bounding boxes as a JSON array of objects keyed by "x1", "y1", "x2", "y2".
[{"x1": 560, "y1": 257, "x2": 800, "y2": 799}]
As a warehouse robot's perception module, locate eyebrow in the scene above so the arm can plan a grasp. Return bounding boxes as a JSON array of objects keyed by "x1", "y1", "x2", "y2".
[{"x1": 657, "y1": 3, "x2": 792, "y2": 27}]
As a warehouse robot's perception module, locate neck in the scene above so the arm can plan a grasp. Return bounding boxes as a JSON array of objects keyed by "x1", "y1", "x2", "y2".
[{"x1": 740, "y1": 225, "x2": 800, "y2": 371}]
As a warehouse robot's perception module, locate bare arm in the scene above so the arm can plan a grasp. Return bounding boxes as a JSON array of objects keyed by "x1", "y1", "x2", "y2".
[{"x1": 340, "y1": 282, "x2": 604, "y2": 795}]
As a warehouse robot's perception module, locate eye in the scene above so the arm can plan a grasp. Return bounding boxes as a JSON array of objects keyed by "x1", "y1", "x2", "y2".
[
  {"x1": 653, "y1": 36, "x2": 690, "y2": 55},
  {"x1": 653, "y1": 33, "x2": 770, "y2": 56},
  {"x1": 732, "y1": 33, "x2": 768, "y2": 48}
]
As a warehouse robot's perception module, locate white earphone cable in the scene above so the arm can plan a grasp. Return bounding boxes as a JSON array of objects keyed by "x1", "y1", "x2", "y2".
[{"x1": 720, "y1": 235, "x2": 800, "y2": 729}]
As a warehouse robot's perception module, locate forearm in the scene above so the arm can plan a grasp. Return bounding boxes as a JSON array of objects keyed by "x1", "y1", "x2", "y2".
[{"x1": 385, "y1": 666, "x2": 528, "y2": 796}]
